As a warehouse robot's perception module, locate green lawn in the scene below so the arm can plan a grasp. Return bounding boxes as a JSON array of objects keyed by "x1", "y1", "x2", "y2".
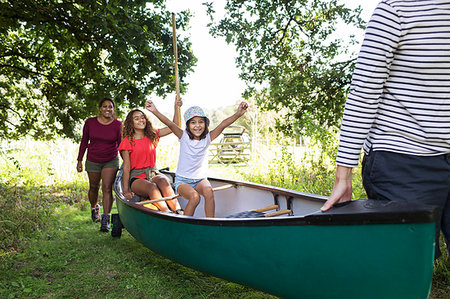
[{"x1": 0, "y1": 199, "x2": 275, "y2": 298}]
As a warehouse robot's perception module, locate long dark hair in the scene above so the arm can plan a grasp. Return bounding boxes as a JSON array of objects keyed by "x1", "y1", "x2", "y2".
[
  {"x1": 186, "y1": 116, "x2": 210, "y2": 140},
  {"x1": 122, "y1": 109, "x2": 159, "y2": 145}
]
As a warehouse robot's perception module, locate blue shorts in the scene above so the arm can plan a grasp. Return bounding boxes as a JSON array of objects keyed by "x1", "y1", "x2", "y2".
[{"x1": 174, "y1": 176, "x2": 204, "y2": 192}]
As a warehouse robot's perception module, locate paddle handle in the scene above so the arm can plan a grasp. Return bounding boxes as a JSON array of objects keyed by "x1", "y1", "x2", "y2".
[
  {"x1": 137, "y1": 184, "x2": 235, "y2": 205},
  {"x1": 210, "y1": 184, "x2": 235, "y2": 192},
  {"x1": 172, "y1": 13, "x2": 181, "y2": 125},
  {"x1": 254, "y1": 205, "x2": 278, "y2": 213},
  {"x1": 264, "y1": 209, "x2": 291, "y2": 217}
]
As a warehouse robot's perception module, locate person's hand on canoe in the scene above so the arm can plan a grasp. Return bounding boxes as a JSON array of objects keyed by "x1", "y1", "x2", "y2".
[{"x1": 321, "y1": 165, "x2": 353, "y2": 212}]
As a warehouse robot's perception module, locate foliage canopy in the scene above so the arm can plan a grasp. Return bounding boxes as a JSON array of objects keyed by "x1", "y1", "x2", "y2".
[
  {"x1": 0, "y1": 0, "x2": 196, "y2": 140},
  {"x1": 206, "y1": 0, "x2": 365, "y2": 146}
]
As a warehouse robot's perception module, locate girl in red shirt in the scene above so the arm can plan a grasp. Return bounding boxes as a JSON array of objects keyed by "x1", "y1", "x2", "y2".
[{"x1": 118, "y1": 98, "x2": 182, "y2": 213}]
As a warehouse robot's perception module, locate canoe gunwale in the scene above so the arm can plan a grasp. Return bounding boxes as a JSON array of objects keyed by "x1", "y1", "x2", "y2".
[{"x1": 117, "y1": 199, "x2": 439, "y2": 227}]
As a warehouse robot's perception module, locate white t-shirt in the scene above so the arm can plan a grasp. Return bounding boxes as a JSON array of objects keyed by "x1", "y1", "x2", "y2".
[{"x1": 176, "y1": 130, "x2": 211, "y2": 179}]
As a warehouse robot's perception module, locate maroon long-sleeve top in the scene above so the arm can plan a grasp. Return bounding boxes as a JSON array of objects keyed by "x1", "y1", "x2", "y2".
[{"x1": 77, "y1": 117, "x2": 122, "y2": 163}]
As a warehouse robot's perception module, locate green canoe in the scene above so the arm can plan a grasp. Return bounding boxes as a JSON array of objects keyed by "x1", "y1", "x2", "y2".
[{"x1": 113, "y1": 169, "x2": 438, "y2": 299}]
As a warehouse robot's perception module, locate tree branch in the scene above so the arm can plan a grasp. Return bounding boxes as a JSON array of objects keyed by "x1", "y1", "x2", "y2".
[{"x1": 271, "y1": 14, "x2": 295, "y2": 48}]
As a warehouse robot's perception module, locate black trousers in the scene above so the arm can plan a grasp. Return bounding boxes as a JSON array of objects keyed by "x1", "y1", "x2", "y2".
[{"x1": 362, "y1": 149, "x2": 450, "y2": 258}]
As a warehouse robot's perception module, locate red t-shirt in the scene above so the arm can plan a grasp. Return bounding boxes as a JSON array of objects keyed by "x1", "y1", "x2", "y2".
[
  {"x1": 118, "y1": 134, "x2": 159, "y2": 179},
  {"x1": 77, "y1": 117, "x2": 122, "y2": 163}
]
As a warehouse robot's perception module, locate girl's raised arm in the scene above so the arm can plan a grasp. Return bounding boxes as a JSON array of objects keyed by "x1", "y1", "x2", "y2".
[
  {"x1": 146, "y1": 100, "x2": 184, "y2": 139},
  {"x1": 154, "y1": 97, "x2": 183, "y2": 137},
  {"x1": 173, "y1": 95, "x2": 182, "y2": 127},
  {"x1": 210, "y1": 101, "x2": 248, "y2": 141}
]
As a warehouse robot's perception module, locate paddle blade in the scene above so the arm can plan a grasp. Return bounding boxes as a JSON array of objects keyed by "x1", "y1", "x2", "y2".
[{"x1": 225, "y1": 211, "x2": 265, "y2": 218}]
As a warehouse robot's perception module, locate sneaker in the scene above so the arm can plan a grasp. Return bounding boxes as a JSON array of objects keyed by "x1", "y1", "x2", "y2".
[
  {"x1": 100, "y1": 214, "x2": 110, "y2": 232},
  {"x1": 91, "y1": 204, "x2": 101, "y2": 222},
  {"x1": 175, "y1": 209, "x2": 184, "y2": 215}
]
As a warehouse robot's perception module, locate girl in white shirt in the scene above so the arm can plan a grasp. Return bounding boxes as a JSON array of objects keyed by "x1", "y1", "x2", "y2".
[{"x1": 146, "y1": 100, "x2": 248, "y2": 217}]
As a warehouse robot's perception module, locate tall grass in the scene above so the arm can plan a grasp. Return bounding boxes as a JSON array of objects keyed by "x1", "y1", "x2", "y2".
[
  {"x1": 0, "y1": 138, "x2": 87, "y2": 256},
  {"x1": 238, "y1": 141, "x2": 367, "y2": 199}
]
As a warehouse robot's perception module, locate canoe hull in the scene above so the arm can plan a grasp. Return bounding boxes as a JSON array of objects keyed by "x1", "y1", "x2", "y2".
[{"x1": 114, "y1": 170, "x2": 437, "y2": 299}]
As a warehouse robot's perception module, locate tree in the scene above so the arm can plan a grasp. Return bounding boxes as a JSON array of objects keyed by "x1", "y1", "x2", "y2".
[
  {"x1": 0, "y1": 0, "x2": 196, "y2": 140},
  {"x1": 205, "y1": 0, "x2": 365, "y2": 148}
]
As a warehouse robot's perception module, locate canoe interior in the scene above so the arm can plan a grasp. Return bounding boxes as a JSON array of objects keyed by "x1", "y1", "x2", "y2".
[
  {"x1": 116, "y1": 167, "x2": 325, "y2": 218},
  {"x1": 114, "y1": 168, "x2": 438, "y2": 224}
]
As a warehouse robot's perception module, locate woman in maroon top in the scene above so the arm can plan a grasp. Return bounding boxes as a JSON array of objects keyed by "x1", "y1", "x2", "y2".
[{"x1": 77, "y1": 98, "x2": 122, "y2": 232}]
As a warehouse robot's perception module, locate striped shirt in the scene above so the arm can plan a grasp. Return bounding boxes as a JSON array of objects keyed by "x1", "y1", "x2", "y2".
[{"x1": 336, "y1": 0, "x2": 450, "y2": 167}]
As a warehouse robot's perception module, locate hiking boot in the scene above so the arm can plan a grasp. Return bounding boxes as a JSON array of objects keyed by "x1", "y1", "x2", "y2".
[
  {"x1": 100, "y1": 214, "x2": 110, "y2": 232},
  {"x1": 111, "y1": 213, "x2": 123, "y2": 238},
  {"x1": 91, "y1": 204, "x2": 101, "y2": 222}
]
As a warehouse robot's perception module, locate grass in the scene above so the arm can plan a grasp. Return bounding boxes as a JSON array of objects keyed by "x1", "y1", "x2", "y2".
[
  {"x1": 0, "y1": 138, "x2": 449, "y2": 298},
  {"x1": 1, "y1": 204, "x2": 273, "y2": 298}
]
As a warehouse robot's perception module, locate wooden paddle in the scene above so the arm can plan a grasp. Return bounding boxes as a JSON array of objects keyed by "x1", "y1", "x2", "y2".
[
  {"x1": 137, "y1": 184, "x2": 235, "y2": 205},
  {"x1": 226, "y1": 204, "x2": 292, "y2": 218},
  {"x1": 172, "y1": 12, "x2": 181, "y2": 126},
  {"x1": 264, "y1": 209, "x2": 292, "y2": 217}
]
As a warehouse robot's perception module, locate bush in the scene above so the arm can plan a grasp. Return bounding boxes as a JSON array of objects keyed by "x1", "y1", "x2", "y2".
[
  {"x1": 0, "y1": 139, "x2": 87, "y2": 256},
  {"x1": 240, "y1": 145, "x2": 366, "y2": 199}
]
